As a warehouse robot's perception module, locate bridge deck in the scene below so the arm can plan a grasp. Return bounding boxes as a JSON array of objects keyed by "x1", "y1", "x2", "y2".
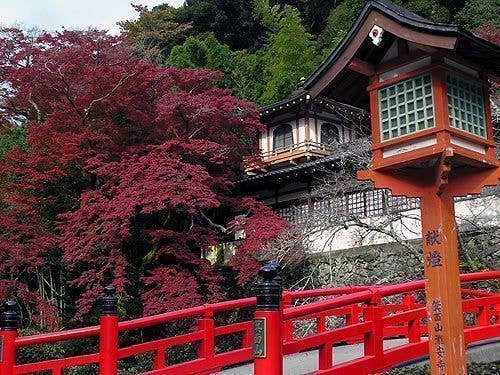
[{"x1": 218, "y1": 339, "x2": 500, "y2": 375}]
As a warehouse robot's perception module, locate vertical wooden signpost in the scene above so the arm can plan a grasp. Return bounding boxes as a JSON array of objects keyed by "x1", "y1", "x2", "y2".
[{"x1": 420, "y1": 187, "x2": 466, "y2": 374}]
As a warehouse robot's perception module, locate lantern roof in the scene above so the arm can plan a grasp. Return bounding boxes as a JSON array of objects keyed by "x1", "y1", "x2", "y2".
[{"x1": 302, "y1": 0, "x2": 500, "y2": 109}]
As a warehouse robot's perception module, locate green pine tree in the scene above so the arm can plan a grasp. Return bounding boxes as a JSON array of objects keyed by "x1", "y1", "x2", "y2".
[
  {"x1": 169, "y1": 33, "x2": 266, "y2": 102},
  {"x1": 258, "y1": 4, "x2": 318, "y2": 105}
]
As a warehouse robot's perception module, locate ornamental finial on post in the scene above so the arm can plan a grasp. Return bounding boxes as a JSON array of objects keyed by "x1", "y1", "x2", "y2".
[
  {"x1": 1, "y1": 301, "x2": 18, "y2": 331},
  {"x1": 101, "y1": 285, "x2": 118, "y2": 316},
  {"x1": 256, "y1": 261, "x2": 282, "y2": 310}
]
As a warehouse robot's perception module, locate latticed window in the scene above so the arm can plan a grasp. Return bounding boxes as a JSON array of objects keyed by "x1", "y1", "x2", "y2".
[
  {"x1": 321, "y1": 123, "x2": 340, "y2": 144},
  {"x1": 274, "y1": 204, "x2": 308, "y2": 224},
  {"x1": 275, "y1": 189, "x2": 423, "y2": 223},
  {"x1": 446, "y1": 73, "x2": 486, "y2": 138},
  {"x1": 347, "y1": 192, "x2": 365, "y2": 216},
  {"x1": 365, "y1": 190, "x2": 385, "y2": 217},
  {"x1": 313, "y1": 196, "x2": 347, "y2": 218},
  {"x1": 273, "y1": 124, "x2": 294, "y2": 150},
  {"x1": 379, "y1": 73, "x2": 435, "y2": 141},
  {"x1": 387, "y1": 191, "x2": 419, "y2": 213}
]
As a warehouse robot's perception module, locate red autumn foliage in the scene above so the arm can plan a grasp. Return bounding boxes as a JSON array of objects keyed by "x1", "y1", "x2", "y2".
[
  {"x1": 0, "y1": 28, "x2": 286, "y2": 324},
  {"x1": 473, "y1": 24, "x2": 500, "y2": 46}
]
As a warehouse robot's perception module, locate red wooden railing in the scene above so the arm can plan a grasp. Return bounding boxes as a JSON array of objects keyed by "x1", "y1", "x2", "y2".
[
  {"x1": 0, "y1": 271, "x2": 499, "y2": 374},
  {"x1": 281, "y1": 271, "x2": 500, "y2": 374}
]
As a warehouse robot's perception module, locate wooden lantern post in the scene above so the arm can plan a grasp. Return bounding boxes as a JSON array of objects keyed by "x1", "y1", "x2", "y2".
[{"x1": 359, "y1": 61, "x2": 499, "y2": 374}]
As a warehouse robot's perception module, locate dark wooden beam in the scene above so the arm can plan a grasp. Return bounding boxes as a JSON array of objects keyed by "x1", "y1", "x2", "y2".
[
  {"x1": 375, "y1": 50, "x2": 427, "y2": 74},
  {"x1": 348, "y1": 58, "x2": 376, "y2": 76},
  {"x1": 408, "y1": 41, "x2": 439, "y2": 54},
  {"x1": 397, "y1": 39, "x2": 408, "y2": 57}
]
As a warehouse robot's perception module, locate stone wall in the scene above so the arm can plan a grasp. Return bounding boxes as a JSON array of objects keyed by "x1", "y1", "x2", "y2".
[{"x1": 303, "y1": 232, "x2": 499, "y2": 289}]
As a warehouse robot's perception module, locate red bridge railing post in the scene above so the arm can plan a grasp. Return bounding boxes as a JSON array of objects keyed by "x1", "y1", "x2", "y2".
[
  {"x1": 403, "y1": 293, "x2": 421, "y2": 343},
  {"x1": 254, "y1": 262, "x2": 283, "y2": 375},
  {"x1": 364, "y1": 290, "x2": 384, "y2": 371},
  {"x1": 198, "y1": 306, "x2": 219, "y2": 372},
  {"x1": 281, "y1": 292, "x2": 293, "y2": 342},
  {"x1": 198, "y1": 308, "x2": 215, "y2": 359},
  {"x1": 0, "y1": 301, "x2": 18, "y2": 375},
  {"x1": 99, "y1": 285, "x2": 118, "y2": 375},
  {"x1": 317, "y1": 315, "x2": 333, "y2": 370}
]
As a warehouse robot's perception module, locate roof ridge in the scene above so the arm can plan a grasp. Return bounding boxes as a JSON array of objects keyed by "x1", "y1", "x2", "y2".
[{"x1": 371, "y1": 0, "x2": 432, "y2": 25}]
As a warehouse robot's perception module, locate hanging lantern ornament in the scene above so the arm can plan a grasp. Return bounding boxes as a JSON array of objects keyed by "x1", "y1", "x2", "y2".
[{"x1": 369, "y1": 25, "x2": 384, "y2": 46}]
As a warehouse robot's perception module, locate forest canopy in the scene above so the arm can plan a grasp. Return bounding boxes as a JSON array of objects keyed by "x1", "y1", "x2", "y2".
[{"x1": 121, "y1": 0, "x2": 499, "y2": 105}]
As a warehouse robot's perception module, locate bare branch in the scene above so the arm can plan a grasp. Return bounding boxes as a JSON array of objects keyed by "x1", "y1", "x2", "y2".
[
  {"x1": 83, "y1": 72, "x2": 136, "y2": 120},
  {"x1": 27, "y1": 92, "x2": 42, "y2": 122},
  {"x1": 200, "y1": 210, "x2": 228, "y2": 234}
]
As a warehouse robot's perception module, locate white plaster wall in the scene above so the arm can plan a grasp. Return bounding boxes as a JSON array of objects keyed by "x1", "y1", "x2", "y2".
[
  {"x1": 307, "y1": 195, "x2": 499, "y2": 252},
  {"x1": 298, "y1": 118, "x2": 306, "y2": 143},
  {"x1": 260, "y1": 130, "x2": 269, "y2": 154},
  {"x1": 310, "y1": 116, "x2": 318, "y2": 143}
]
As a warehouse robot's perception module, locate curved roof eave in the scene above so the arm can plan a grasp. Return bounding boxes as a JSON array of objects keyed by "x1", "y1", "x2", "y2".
[{"x1": 303, "y1": 0, "x2": 499, "y2": 91}]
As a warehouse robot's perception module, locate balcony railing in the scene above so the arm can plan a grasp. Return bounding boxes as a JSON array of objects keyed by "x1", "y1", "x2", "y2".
[{"x1": 263, "y1": 141, "x2": 333, "y2": 164}]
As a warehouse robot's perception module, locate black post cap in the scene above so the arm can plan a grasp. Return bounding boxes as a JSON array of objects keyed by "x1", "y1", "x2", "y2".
[
  {"x1": 101, "y1": 285, "x2": 118, "y2": 316},
  {"x1": 256, "y1": 262, "x2": 282, "y2": 310},
  {"x1": 1, "y1": 300, "x2": 19, "y2": 331}
]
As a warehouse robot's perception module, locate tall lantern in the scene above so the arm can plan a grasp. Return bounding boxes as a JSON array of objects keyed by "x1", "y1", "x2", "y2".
[{"x1": 359, "y1": 55, "x2": 499, "y2": 374}]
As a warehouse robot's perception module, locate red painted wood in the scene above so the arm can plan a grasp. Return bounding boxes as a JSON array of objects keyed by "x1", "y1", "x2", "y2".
[
  {"x1": 0, "y1": 330, "x2": 17, "y2": 375},
  {"x1": 99, "y1": 315, "x2": 118, "y2": 375},
  {"x1": 254, "y1": 309, "x2": 283, "y2": 375}
]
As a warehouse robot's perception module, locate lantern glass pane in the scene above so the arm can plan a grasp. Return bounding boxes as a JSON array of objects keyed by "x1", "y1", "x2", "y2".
[
  {"x1": 446, "y1": 73, "x2": 486, "y2": 138},
  {"x1": 378, "y1": 73, "x2": 435, "y2": 141}
]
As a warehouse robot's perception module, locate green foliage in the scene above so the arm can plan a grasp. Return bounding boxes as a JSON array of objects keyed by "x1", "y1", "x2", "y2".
[
  {"x1": 120, "y1": 0, "x2": 497, "y2": 106},
  {"x1": 454, "y1": 0, "x2": 500, "y2": 29},
  {"x1": 319, "y1": 0, "x2": 366, "y2": 53},
  {"x1": 118, "y1": 4, "x2": 191, "y2": 63},
  {"x1": 259, "y1": 5, "x2": 318, "y2": 105},
  {"x1": 254, "y1": 0, "x2": 284, "y2": 32},
  {"x1": 174, "y1": 0, "x2": 265, "y2": 50},
  {"x1": 277, "y1": 0, "x2": 339, "y2": 35},
  {"x1": 170, "y1": 33, "x2": 232, "y2": 70},
  {"x1": 0, "y1": 125, "x2": 27, "y2": 159},
  {"x1": 169, "y1": 33, "x2": 266, "y2": 102},
  {"x1": 405, "y1": 0, "x2": 450, "y2": 23},
  {"x1": 229, "y1": 50, "x2": 266, "y2": 102}
]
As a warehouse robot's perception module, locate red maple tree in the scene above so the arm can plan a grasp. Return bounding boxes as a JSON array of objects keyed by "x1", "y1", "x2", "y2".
[
  {"x1": 473, "y1": 24, "x2": 500, "y2": 46},
  {"x1": 0, "y1": 28, "x2": 286, "y2": 325}
]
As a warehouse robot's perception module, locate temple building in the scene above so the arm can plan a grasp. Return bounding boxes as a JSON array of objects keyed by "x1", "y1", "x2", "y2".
[{"x1": 235, "y1": 0, "x2": 499, "y2": 253}]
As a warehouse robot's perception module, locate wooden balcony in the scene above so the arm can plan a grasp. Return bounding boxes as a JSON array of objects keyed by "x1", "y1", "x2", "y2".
[
  {"x1": 264, "y1": 141, "x2": 332, "y2": 165},
  {"x1": 245, "y1": 141, "x2": 333, "y2": 174}
]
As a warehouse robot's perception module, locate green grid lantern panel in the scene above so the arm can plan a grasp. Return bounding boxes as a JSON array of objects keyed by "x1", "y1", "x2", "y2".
[
  {"x1": 446, "y1": 73, "x2": 486, "y2": 138},
  {"x1": 378, "y1": 73, "x2": 435, "y2": 141}
]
